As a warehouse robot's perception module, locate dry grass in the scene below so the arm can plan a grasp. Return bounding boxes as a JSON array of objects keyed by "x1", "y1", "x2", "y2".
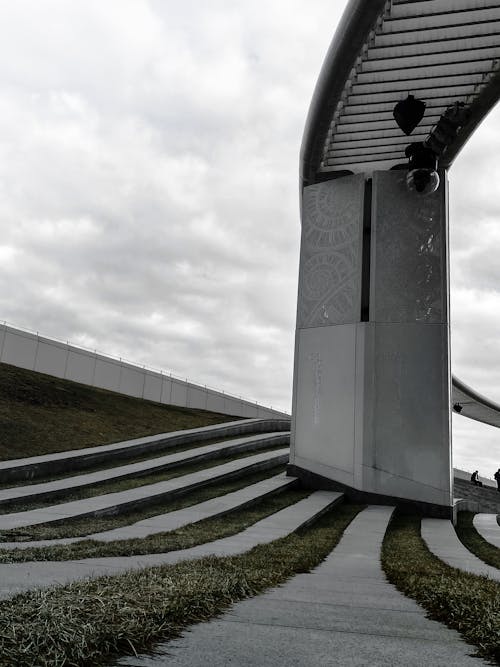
[
  {"x1": 0, "y1": 464, "x2": 286, "y2": 544},
  {"x1": 455, "y1": 511, "x2": 500, "y2": 570},
  {"x1": 382, "y1": 513, "x2": 500, "y2": 664},
  {"x1": 0, "y1": 362, "x2": 235, "y2": 460},
  {"x1": 0, "y1": 475, "x2": 302, "y2": 562},
  {"x1": 0, "y1": 504, "x2": 361, "y2": 666}
]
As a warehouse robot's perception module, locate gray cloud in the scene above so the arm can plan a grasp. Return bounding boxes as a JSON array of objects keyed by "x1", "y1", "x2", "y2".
[{"x1": 0, "y1": 1, "x2": 499, "y2": 471}]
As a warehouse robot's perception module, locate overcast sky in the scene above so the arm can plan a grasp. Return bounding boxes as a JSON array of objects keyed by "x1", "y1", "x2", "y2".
[{"x1": 0, "y1": 0, "x2": 499, "y2": 476}]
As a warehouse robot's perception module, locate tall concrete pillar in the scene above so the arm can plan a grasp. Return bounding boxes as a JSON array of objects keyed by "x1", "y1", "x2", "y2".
[{"x1": 289, "y1": 170, "x2": 452, "y2": 517}]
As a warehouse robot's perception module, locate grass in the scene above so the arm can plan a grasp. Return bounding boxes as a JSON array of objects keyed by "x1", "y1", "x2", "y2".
[
  {"x1": 0, "y1": 503, "x2": 361, "y2": 667},
  {"x1": 0, "y1": 443, "x2": 285, "y2": 517},
  {"x1": 0, "y1": 464, "x2": 286, "y2": 543},
  {"x1": 382, "y1": 513, "x2": 500, "y2": 664},
  {"x1": 1, "y1": 434, "x2": 241, "y2": 489},
  {"x1": 0, "y1": 483, "x2": 307, "y2": 563},
  {"x1": 455, "y1": 511, "x2": 500, "y2": 570},
  {"x1": 0, "y1": 362, "x2": 236, "y2": 460}
]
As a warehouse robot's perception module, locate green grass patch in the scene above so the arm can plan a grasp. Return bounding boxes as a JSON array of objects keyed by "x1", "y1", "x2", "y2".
[
  {"x1": 0, "y1": 362, "x2": 235, "y2": 460},
  {"x1": 0, "y1": 503, "x2": 361, "y2": 667},
  {"x1": 455, "y1": 512, "x2": 500, "y2": 570},
  {"x1": 382, "y1": 513, "x2": 500, "y2": 664},
  {"x1": 0, "y1": 444, "x2": 285, "y2": 517},
  {"x1": 0, "y1": 483, "x2": 306, "y2": 563}
]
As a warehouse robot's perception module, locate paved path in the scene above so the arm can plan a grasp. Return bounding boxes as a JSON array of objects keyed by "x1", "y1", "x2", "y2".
[
  {"x1": 0, "y1": 449, "x2": 289, "y2": 531},
  {"x1": 0, "y1": 432, "x2": 288, "y2": 507},
  {"x1": 0, "y1": 473, "x2": 295, "y2": 548},
  {"x1": 116, "y1": 506, "x2": 485, "y2": 667},
  {"x1": 0, "y1": 418, "x2": 290, "y2": 484},
  {"x1": 422, "y1": 518, "x2": 500, "y2": 580},
  {"x1": 0, "y1": 490, "x2": 340, "y2": 600},
  {"x1": 473, "y1": 514, "x2": 500, "y2": 549}
]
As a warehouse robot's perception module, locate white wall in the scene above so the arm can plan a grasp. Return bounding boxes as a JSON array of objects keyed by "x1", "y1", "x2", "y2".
[{"x1": 0, "y1": 323, "x2": 289, "y2": 419}]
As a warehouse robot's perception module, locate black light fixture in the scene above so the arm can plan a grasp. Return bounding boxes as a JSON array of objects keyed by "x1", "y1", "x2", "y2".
[
  {"x1": 426, "y1": 102, "x2": 469, "y2": 157},
  {"x1": 393, "y1": 94, "x2": 426, "y2": 135},
  {"x1": 453, "y1": 403, "x2": 463, "y2": 414},
  {"x1": 405, "y1": 142, "x2": 440, "y2": 195}
]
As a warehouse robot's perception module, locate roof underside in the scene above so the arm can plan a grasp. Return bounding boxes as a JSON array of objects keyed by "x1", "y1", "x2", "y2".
[
  {"x1": 303, "y1": 0, "x2": 500, "y2": 181},
  {"x1": 452, "y1": 376, "x2": 500, "y2": 429}
]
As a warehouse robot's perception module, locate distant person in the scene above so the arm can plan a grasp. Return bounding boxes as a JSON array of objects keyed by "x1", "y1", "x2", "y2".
[
  {"x1": 471, "y1": 471, "x2": 482, "y2": 487},
  {"x1": 495, "y1": 469, "x2": 500, "y2": 492}
]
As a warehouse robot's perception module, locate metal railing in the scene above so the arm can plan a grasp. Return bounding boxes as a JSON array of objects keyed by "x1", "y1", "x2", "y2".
[{"x1": 0, "y1": 319, "x2": 289, "y2": 414}]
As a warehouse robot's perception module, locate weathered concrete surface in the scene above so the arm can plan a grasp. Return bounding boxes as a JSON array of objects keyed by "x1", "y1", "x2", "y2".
[
  {"x1": 0, "y1": 449, "x2": 289, "y2": 531},
  {"x1": 0, "y1": 491, "x2": 341, "y2": 600},
  {"x1": 0, "y1": 432, "x2": 289, "y2": 507},
  {"x1": 422, "y1": 518, "x2": 500, "y2": 581},
  {"x1": 473, "y1": 514, "x2": 500, "y2": 549},
  {"x1": 116, "y1": 506, "x2": 484, "y2": 667},
  {"x1": 0, "y1": 473, "x2": 296, "y2": 548}
]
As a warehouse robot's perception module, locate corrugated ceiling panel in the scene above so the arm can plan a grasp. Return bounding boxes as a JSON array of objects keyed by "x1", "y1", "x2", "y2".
[{"x1": 320, "y1": 0, "x2": 500, "y2": 174}]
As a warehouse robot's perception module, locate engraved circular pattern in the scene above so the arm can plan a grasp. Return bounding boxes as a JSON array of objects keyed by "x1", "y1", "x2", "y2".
[
  {"x1": 302, "y1": 252, "x2": 354, "y2": 301},
  {"x1": 304, "y1": 182, "x2": 360, "y2": 248}
]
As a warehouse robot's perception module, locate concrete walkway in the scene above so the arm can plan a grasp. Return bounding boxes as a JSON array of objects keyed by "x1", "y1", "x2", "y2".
[
  {"x1": 0, "y1": 432, "x2": 288, "y2": 507},
  {"x1": 0, "y1": 473, "x2": 295, "y2": 549},
  {"x1": 0, "y1": 449, "x2": 288, "y2": 531},
  {"x1": 473, "y1": 514, "x2": 500, "y2": 549},
  {"x1": 0, "y1": 490, "x2": 340, "y2": 600},
  {"x1": 0, "y1": 418, "x2": 291, "y2": 484},
  {"x1": 421, "y1": 518, "x2": 500, "y2": 580},
  {"x1": 116, "y1": 506, "x2": 486, "y2": 667}
]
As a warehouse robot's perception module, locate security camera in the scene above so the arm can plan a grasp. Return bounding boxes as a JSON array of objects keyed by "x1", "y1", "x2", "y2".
[{"x1": 405, "y1": 142, "x2": 440, "y2": 195}]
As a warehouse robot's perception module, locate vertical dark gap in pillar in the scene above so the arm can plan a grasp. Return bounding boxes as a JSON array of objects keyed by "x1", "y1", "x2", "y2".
[{"x1": 360, "y1": 178, "x2": 372, "y2": 322}]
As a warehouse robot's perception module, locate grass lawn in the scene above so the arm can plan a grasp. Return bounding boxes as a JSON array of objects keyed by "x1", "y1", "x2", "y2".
[
  {"x1": 0, "y1": 481, "x2": 306, "y2": 562},
  {"x1": 0, "y1": 444, "x2": 285, "y2": 519},
  {"x1": 0, "y1": 504, "x2": 362, "y2": 667},
  {"x1": 0, "y1": 464, "x2": 286, "y2": 544},
  {"x1": 455, "y1": 511, "x2": 500, "y2": 569},
  {"x1": 0, "y1": 362, "x2": 236, "y2": 460},
  {"x1": 382, "y1": 513, "x2": 500, "y2": 664}
]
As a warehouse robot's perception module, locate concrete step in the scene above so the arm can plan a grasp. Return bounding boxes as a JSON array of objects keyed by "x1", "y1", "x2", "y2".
[
  {"x1": 421, "y1": 518, "x2": 500, "y2": 580},
  {"x1": 0, "y1": 432, "x2": 290, "y2": 508},
  {"x1": 0, "y1": 489, "x2": 341, "y2": 600},
  {"x1": 0, "y1": 418, "x2": 291, "y2": 484},
  {"x1": 454, "y1": 478, "x2": 500, "y2": 513},
  {"x1": 0, "y1": 448, "x2": 289, "y2": 532},
  {"x1": 0, "y1": 472, "x2": 297, "y2": 549},
  {"x1": 473, "y1": 514, "x2": 500, "y2": 549},
  {"x1": 115, "y1": 506, "x2": 487, "y2": 667}
]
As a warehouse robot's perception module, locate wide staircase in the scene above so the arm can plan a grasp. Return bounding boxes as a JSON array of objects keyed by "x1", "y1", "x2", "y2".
[
  {"x1": 454, "y1": 477, "x2": 500, "y2": 513},
  {"x1": 1, "y1": 420, "x2": 499, "y2": 666}
]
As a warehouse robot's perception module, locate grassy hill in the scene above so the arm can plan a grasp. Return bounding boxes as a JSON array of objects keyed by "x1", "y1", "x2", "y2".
[{"x1": 0, "y1": 362, "x2": 236, "y2": 460}]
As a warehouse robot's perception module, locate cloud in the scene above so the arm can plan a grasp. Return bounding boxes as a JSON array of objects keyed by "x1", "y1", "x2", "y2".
[{"x1": 0, "y1": 1, "x2": 499, "y2": 470}]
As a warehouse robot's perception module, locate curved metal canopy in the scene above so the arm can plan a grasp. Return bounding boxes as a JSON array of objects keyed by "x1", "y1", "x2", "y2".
[
  {"x1": 452, "y1": 376, "x2": 500, "y2": 428},
  {"x1": 302, "y1": 0, "x2": 500, "y2": 430},
  {"x1": 302, "y1": 0, "x2": 500, "y2": 186}
]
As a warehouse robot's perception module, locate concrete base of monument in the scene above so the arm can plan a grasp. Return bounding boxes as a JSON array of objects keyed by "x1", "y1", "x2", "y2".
[{"x1": 287, "y1": 464, "x2": 454, "y2": 520}]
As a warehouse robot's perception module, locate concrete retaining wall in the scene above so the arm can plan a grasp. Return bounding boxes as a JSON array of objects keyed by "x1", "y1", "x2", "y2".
[{"x1": 0, "y1": 323, "x2": 289, "y2": 419}]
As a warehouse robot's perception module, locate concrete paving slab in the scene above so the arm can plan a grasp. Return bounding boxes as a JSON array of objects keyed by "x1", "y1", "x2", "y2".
[
  {"x1": 115, "y1": 505, "x2": 486, "y2": 667},
  {"x1": 421, "y1": 518, "x2": 500, "y2": 580},
  {"x1": 0, "y1": 490, "x2": 341, "y2": 599},
  {"x1": 0, "y1": 418, "x2": 291, "y2": 484},
  {"x1": 222, "y1": 598, "x2": 451, "y2": 640},
  {"x1": 473, "y1": 513, "x2": 500, "y2": 549},
  {"x1": 116, "y1": 619, "x2": 483, "y2": 667},
  {"x1": 0, "y1": 449, "x2": 289, "y2": 531},
  {"x1": 0, "y1": 473, "x2": 296, "y2": 549},
  {"x1": 0, "y1": 432, "x2": 289, "y2": 507}
]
